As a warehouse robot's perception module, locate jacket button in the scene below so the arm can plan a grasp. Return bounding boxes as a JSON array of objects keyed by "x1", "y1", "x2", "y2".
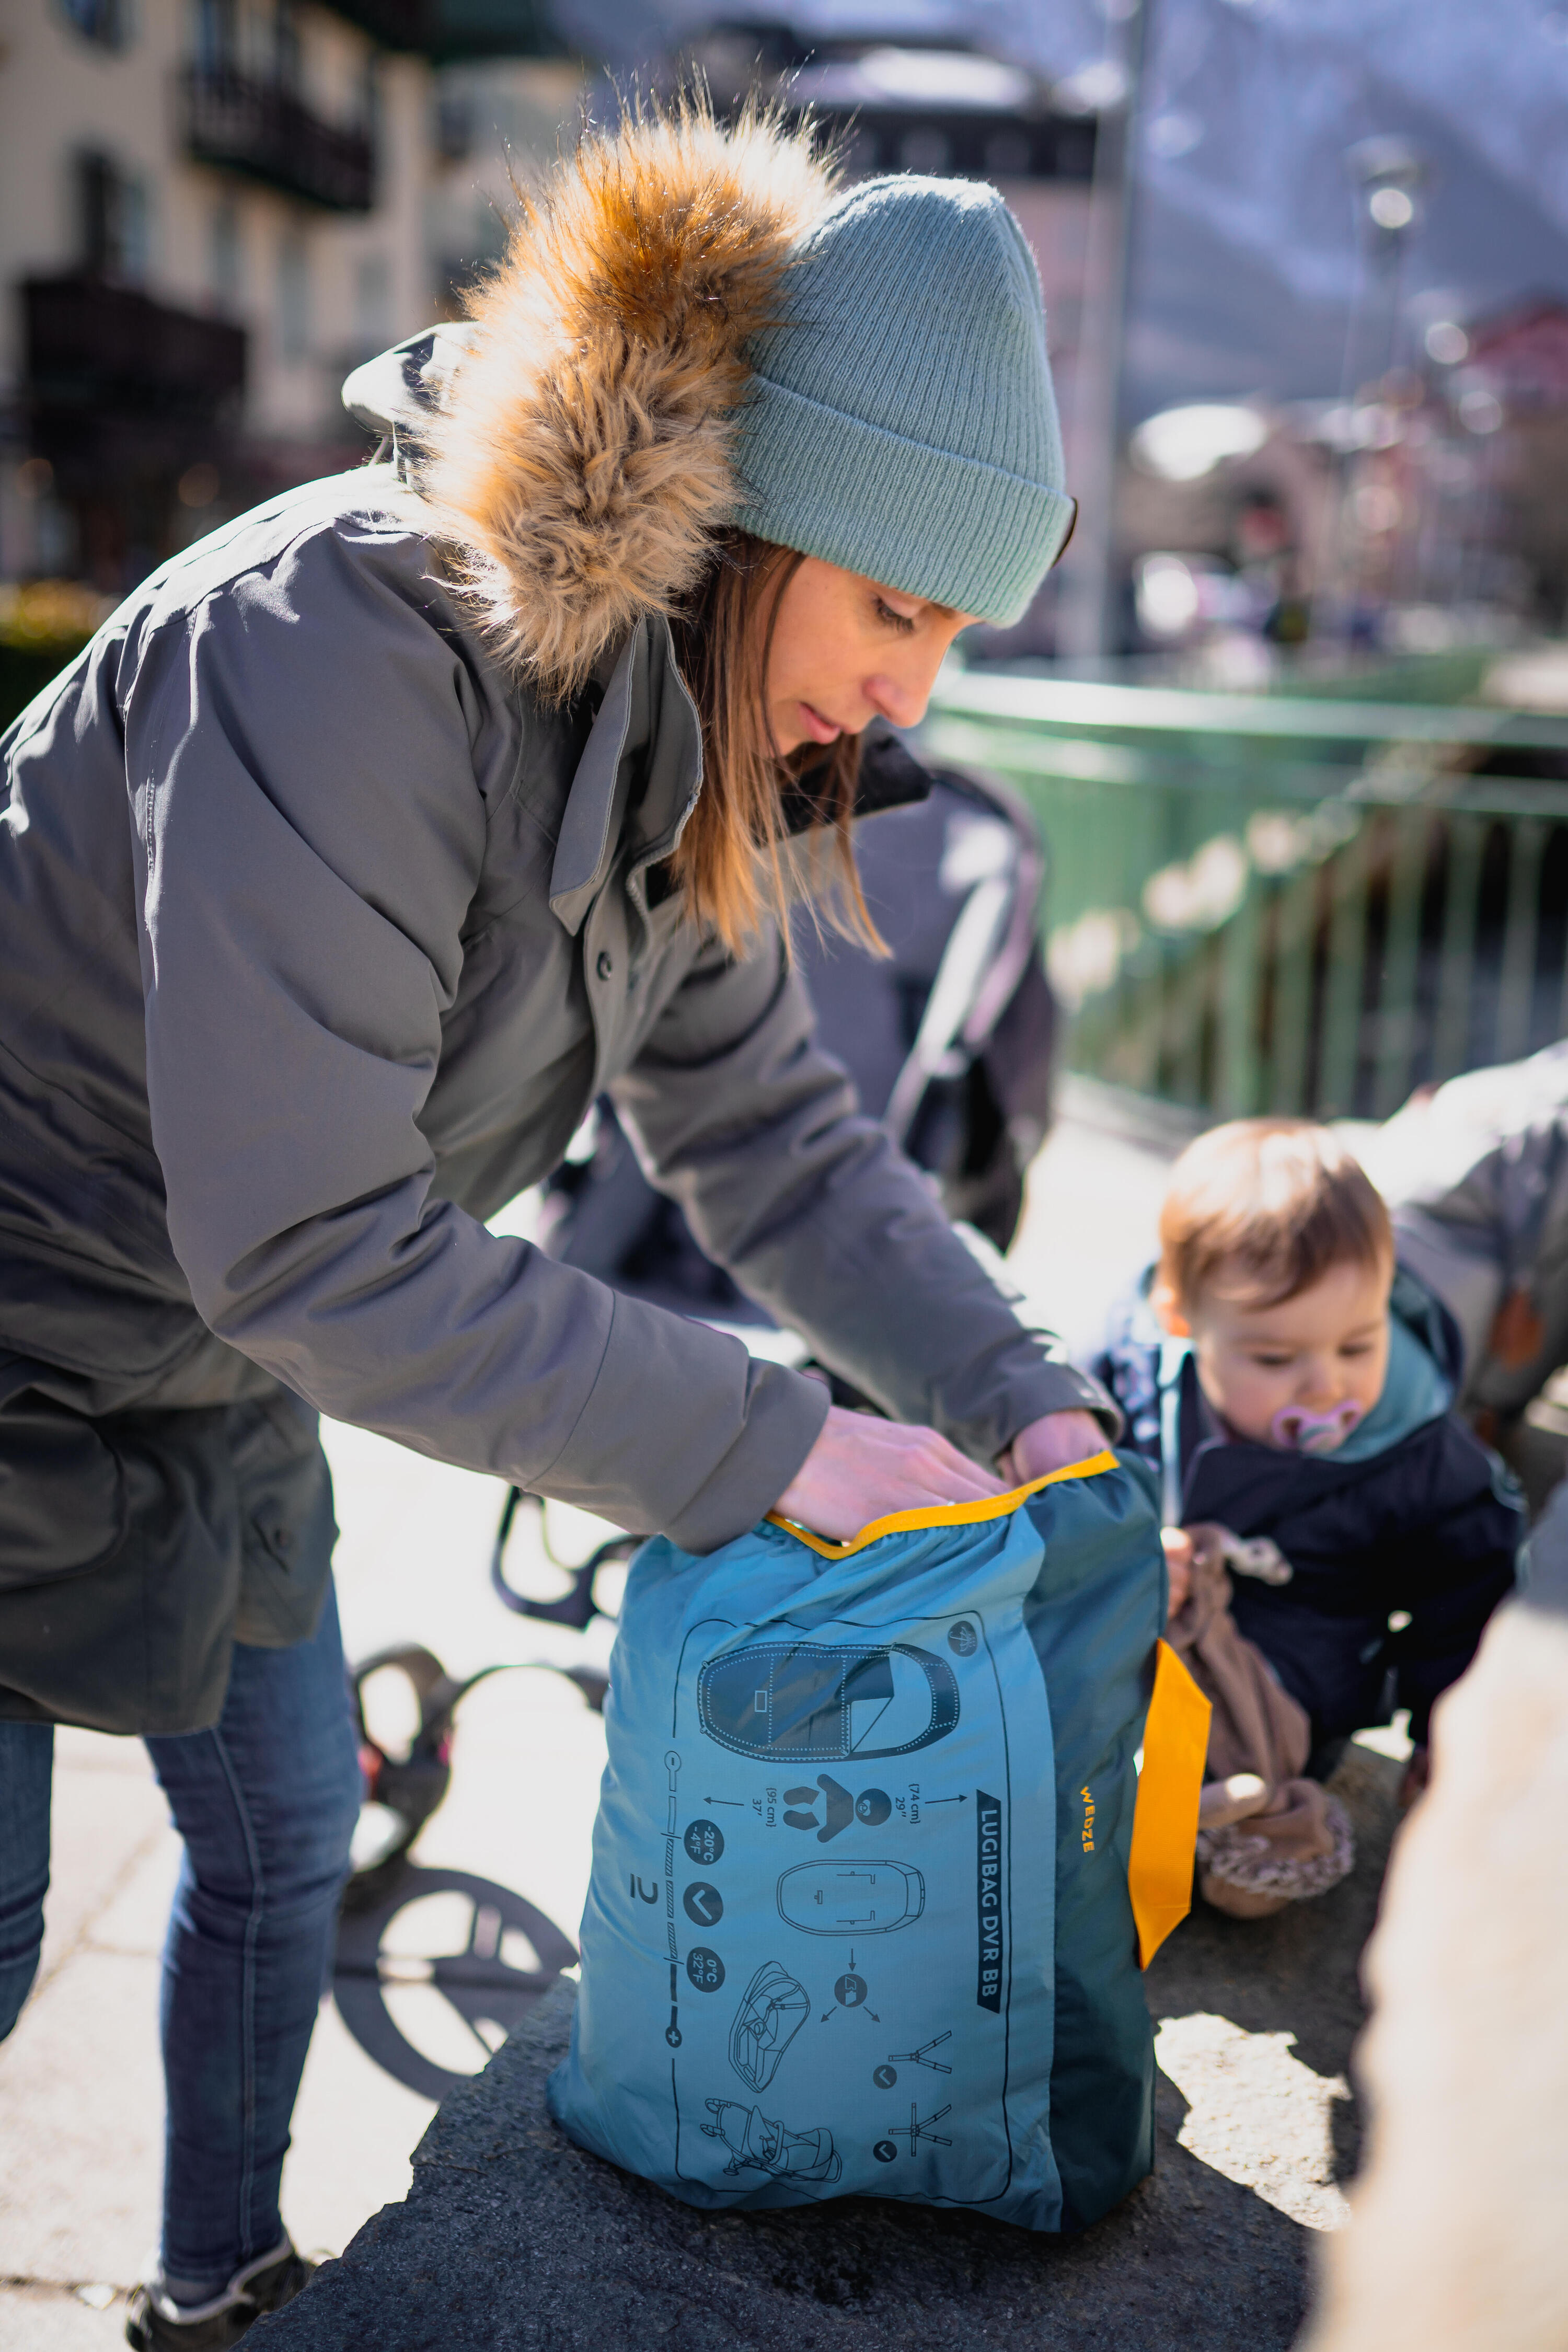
[{"x1": 596, "y1": 950, "x2": 613, "y2": 981}]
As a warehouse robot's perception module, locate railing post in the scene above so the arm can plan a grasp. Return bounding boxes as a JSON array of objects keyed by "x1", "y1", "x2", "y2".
[
  {"x1": 1216, "y1": 873, "x2": 1263, "y2": 1116},
  {"x1": 1373, "y1": 811, "x2": 1430, "y2": 1116},
  {"x1": 1495, "y1": 817, "x2": 1547, "y2": 1066},
  {"x1": 1317, "y1": 814, "x2": 1373, "y2": 1117},
  {"x1": 1266, "y1": 863, "x2": 1318, "y2": 1116},
  {"x1": 1432, "y1": 814, "x2": 1484, "y2": 1081}
]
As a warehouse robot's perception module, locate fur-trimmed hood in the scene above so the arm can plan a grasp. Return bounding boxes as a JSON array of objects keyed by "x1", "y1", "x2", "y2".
[{"x1": 345, "y1": 103, "x2": 836, "y2": 700}]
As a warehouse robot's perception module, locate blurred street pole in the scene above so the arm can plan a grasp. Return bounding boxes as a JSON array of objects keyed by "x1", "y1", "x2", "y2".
[
  {"x1": 1056, "y1": 0, "x2": 1149, "y2": 666},
  {"x1": 1325, "y1": 138, "x2": 1427, "y2": 643}
]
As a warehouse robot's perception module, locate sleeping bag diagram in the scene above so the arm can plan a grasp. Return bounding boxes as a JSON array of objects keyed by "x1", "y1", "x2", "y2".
[
  {"x1": 548, "y1": 1451, "x2": 1206, "y2": 2233},
  {"x1": 729, "y1": 1961, "x2": 809, "y2": 2091}
]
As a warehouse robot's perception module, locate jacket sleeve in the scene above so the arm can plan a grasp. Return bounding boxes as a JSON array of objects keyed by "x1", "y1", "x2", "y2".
[
  {"x1": 610, "y1": 927, "x2": 1117, "y2": 1466},
  {"x1": 1383, "y1": 1424, "x2": 1524, "y2": 1742},
  {"x1": 124, "y1": 530, "x2": 826, "y2": 1553},
  {"x1": 1080, "y1": 1293, "x2": 1162, "y2": 1473}
]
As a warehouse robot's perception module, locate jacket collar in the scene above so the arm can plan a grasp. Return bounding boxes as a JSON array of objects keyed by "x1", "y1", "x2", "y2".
[{"x1": 548, "y1": 617, "x2": 704, "y2": 936}]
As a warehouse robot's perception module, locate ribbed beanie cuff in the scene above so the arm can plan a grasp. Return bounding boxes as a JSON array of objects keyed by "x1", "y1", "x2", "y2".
[
  {"x1": 733, "y1": 376, "x2": 1076, "y2": 625},
  {"x1": 729, "y1": 175, "x2": 1074, "y2": 626}
]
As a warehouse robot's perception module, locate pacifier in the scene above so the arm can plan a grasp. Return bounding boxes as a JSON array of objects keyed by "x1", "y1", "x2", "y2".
[{"x1": 1270, "y1": 1399, "x2": 1364, "y2": 1455}]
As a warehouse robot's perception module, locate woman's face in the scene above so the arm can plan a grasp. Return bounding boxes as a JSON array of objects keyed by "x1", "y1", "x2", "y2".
[{"x1": 762, "y1": 556, "x2": 978, "y2": 756}]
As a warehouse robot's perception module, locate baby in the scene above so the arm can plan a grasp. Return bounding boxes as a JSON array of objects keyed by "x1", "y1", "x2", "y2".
[{"x1": 1091, "y1": 1119, "x2": 1523, "y2": 1903}]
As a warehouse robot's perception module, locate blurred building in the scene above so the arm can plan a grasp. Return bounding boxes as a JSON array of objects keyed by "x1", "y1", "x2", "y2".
[
  {"x1": 1110, "y1": 296, "x2": 1568, "y2": 681},
  {"x1": 428, "y1": 52, "x2": 583, "y2": 306},
  {"x1": 0, "y1": 0, "x2": 568, "y2": 593}
]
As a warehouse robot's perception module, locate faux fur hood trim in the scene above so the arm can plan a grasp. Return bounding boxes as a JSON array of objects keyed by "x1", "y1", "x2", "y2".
[{"x1": 420, "y1": 99, "x2": 838, "y2": 700}]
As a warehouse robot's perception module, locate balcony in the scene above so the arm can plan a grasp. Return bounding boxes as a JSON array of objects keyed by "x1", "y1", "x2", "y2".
[
  {"x1": 23, "y1": 274, "x2": 246, "y2": 418},
  {"x1": 325, "y1": 0, "x2": 431, "y2": 47},
  {"x1": 182, "y1": 66, "x2": 376, "y2": 212}
]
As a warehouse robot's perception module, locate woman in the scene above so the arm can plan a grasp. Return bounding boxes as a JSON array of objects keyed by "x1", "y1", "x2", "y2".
[{"x1": 0, "y1": 104, "x2": 1109, "y2": 2347}]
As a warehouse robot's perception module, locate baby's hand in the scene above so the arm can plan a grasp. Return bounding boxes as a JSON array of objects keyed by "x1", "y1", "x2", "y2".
[{"x1": 1161, "y1": 1526, "x2": 1194, "y2": 1621}]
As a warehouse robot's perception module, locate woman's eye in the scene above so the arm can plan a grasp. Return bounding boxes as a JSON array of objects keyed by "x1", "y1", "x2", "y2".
[{"x1": 875, "y1": 597, "x2": 917, "y2": 635}]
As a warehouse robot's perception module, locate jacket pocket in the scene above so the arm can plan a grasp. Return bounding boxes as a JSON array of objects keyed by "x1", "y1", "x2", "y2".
[
  {"x1": 0, "y1": 1392, "x2": 242, "y2": 1736},
  {"x1": 231, "y1": 1391, "x2": 337, "y2": 1650}
]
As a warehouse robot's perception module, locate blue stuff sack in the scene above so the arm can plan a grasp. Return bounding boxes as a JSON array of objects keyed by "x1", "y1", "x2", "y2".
[{"x1": 548, "y1": 1450, "x2": 1206, "y2": 2233}]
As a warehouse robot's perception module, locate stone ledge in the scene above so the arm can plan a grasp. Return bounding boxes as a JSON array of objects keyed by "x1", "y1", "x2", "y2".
[
  {"x1": 255, "y1": 1976, "x2": 1307, "y2": 2352},
  {"x1": 256, "y1": 1745, "x2": 1401, "y2": 2352}
]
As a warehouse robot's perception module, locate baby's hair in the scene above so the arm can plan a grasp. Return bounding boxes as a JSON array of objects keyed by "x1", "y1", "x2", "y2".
[{"x1": 1158, "y1": 1118, "x2": 1393, "y2": 1312}]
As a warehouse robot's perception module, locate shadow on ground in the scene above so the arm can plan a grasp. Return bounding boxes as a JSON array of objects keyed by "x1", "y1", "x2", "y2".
[
  {"x1": 257, "y1": 1745, "x2": 1401, "y2": 2352},
  {"x1": 1146, "y1": 1740, "x2": 1403, "y2": 2202}
]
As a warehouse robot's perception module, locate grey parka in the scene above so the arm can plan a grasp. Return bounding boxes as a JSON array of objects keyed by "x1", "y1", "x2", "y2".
[{"x1": 0, "y1": 123, "x2": 1109, "y2": 1728}]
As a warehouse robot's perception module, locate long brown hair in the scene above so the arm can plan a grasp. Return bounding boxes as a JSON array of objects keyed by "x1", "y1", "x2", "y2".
[{"x1": 666, "y1": 532, "x2": 880, "y2": 956}]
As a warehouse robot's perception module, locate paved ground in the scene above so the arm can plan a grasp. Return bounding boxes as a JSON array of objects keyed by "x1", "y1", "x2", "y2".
[{"x1": 0, "y1": 1082, "x2": 1402, "y2": 2347}]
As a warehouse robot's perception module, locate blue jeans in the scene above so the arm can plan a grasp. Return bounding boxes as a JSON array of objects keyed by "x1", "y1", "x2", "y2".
[{"x1": 0, "y1": 1587, "x2": 362, "y2": 2293}]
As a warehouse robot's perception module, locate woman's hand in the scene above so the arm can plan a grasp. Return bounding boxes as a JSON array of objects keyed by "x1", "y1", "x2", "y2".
[
  {"x1": 774, "y1": 1406, "x2": 1005, "y2": 1542},
  {"x1": 996, "y1": 1408, "x2": 1108, "y2": 1487}
]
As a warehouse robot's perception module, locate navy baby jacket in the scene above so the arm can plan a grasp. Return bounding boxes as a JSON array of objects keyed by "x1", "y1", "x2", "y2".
[{"x1": 1089, "y1": 1267, "x2": 1523, "y2": 1745}]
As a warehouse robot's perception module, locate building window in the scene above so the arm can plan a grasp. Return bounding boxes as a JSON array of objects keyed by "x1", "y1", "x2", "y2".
[
  {"x1": 193, "y1": 0, "x2": 236, "y2": 75},
  {"x1": 435, "y1": 87, "x2": 472, "y2": 163},
  {"x1": 57, "y1": 0, "x2": 132, "y2": 52},
  {"x1": 354, "y1": 255, "x2": 392, "y2": 355},
  {"x1": 274, "y1": 0, "x2": 301, "y2": 96},
  {"x1": 984, "y1": 131, "x2": 1032, "y2": 180},
  {"x1": 278, "y1": 227, "x2": 310, "y2": 360},
  {"x1": 209, "y1": 196, "x2": 244, "y2": 311},
  {"x1": 900, "y1": 127, "x2": 952, "y2": 174},
  {"x1": 76, "y1": 151, "x2": 151, "y2": 281}
]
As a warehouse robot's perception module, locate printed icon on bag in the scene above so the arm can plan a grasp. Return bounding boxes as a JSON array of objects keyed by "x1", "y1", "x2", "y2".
[
  {"x1": 728, "y1": 1960, "x2": 809, "y2": 2091},
  {"x1": 947, "y1": 1620, "x2": 978, "y2": 1656},
  {"x1": 782, "y1": 1778, "x2": 895, "y2": 1839},
  {"x1": 686, "y1": 1946, "x2": 725, "y2": 1991},
  {"x1": 887, "y1": 2030, "x2": 952, "y2": 2074},
  {"x1": 702, "y1": 2099, "x2": 841, "y2": 2184},
  {"x1": 683, "y1": 1882, "x2": 723, "y2": 1927},
  {"x1": 776, "y1": 1860, "x2": 926, "y2": 1935},
  {"x1": 684, "y1": 1819, "x2": 725, "y2": 1867},
  {"x1": 883, "y1": 2101, "x2": 953, "y2": 2154},
  {"x1": 699, "y1": 1641, "x2": 959, "y2": 1761}
]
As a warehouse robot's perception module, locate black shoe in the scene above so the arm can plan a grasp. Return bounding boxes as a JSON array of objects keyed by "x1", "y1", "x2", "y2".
[{"x1": 124, "y1": 2243, "x2": 316, "y2": 2349}]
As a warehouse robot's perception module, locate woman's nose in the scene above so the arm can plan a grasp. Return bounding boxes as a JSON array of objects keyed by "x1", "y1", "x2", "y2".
[{"x1": 866, "y1": 650, "x2": 946, "y2": 730}]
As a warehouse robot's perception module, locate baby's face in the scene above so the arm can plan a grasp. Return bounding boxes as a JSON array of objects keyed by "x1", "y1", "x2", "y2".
[{"x1": 1172, "y1": 1254, "x2": 1393, "y2": 1450}]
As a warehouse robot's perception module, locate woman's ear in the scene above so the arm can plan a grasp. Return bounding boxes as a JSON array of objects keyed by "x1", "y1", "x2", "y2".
[{"x1": 1150, "y1": 1279, "x2": 1191, "y2": 1338}]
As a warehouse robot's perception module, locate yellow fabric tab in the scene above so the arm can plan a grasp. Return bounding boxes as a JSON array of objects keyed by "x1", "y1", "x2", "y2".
[
  {"x1": 766, "y1": 1449, "x2": 1120, "y2": 1559},
  {"x1": 1128, "y1": 1639, "x2": 1211, "y2": 1969}
]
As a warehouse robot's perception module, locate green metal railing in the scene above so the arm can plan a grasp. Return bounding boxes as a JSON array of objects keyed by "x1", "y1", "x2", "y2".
[{"x1": 920, "y1": 668, "x2": 1568, "y2": 1120}]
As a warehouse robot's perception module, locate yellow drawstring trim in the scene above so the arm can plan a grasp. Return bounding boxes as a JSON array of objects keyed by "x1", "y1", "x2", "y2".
[
  {"x1": 765, "y1": 1448, "x2": 1120, "y2": 1559},
  {"x1": 1128, "y1": 1639, "x2": 1210, "y2": 1968}
]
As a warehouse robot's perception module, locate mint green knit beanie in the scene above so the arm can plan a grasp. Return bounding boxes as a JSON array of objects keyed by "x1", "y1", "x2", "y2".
[{"x1": 730, "y1": 175, "x2": 1074, "y2": 626}]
